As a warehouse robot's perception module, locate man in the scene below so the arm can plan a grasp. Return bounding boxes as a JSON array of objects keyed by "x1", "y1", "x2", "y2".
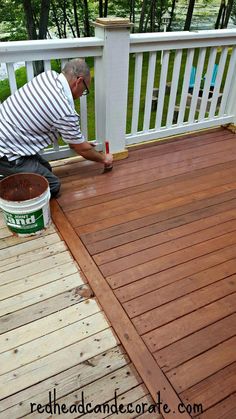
[{"x1": 0, "y1": 59, "x2": 113, "y2": 197}]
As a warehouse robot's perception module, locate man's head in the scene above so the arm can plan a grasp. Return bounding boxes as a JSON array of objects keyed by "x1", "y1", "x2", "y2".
[{"x1": 62, "y1": 58, "x2": 91, "y2": 99}]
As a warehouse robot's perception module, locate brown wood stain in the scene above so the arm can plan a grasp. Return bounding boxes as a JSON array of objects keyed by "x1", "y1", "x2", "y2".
[{"x1": 0, "y1": 173, "x2": 48, "y2": 201}]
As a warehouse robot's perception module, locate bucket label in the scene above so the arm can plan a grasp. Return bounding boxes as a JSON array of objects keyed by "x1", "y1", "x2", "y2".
[{"x1": 3, "y1": 209, "x2": 45, "y2": 234}]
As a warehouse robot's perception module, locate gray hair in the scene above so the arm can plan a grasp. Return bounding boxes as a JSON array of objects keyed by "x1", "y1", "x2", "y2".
[{"x1": 62, "y1": 58, "x2": 90, "y2": 80}]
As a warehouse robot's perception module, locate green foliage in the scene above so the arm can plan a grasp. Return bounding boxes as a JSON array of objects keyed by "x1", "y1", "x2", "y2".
[
  {"x1": 0, "y1": 0, "x2": 234, "y2": 41},
  {"x1": 231, "y1": 0, "x2": 236, "y2": 24},
  {"x1": 0, "y1": 0, "x2": 27, "y2": 40}
]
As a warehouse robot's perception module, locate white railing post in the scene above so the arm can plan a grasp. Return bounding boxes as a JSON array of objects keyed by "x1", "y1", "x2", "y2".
[{"x1": 94, "y1": 18, "x2": 132, "y2": 156}]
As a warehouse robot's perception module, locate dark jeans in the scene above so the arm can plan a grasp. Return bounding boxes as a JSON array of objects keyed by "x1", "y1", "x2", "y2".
[{"x1": 0, "y1": 154, "x2": 61, "y2": 198}]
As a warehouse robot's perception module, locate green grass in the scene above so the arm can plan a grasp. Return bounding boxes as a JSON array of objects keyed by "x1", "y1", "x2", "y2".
[{"x1": 0, "y1": 49, "x2": 232, "y2": 142}]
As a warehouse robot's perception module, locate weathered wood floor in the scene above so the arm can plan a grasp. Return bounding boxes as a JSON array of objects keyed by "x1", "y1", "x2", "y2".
[
  {"x1": 52, "y1": 127, "x2": 236, "y2": 419},
  {"x1": 0, "y1": 216, "x2": 156, "y2": 418}
]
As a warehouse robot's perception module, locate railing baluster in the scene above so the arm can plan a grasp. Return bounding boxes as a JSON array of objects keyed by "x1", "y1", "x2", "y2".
[
  {"x1": 155, "y1": 50, "x2": 170, "y2": 130},
  {"x1": 26, "y1": 61, "x2": 34, "y2": 81},
  {"x1": 80, "y1": 95, "x2": 88, "y2": 140},
  {"x1": 177, "y1": 48, "x2": 194, "y2": 125},
  {"x1": 166, "y1": 50, "x2": 182, "y2": 127},
  {"x1": 6, "y1": 63, "x2": 17, "y2": 94},
  {"x1": 61, "y1": 59, "x2": 68, "y2": 70},
  {"x1": 209, "y1": 47, "x2": 228, "y2": 118},
  {"x1": 43, "y1": 60, "x2": 51, "y2": 71},
  {"x1": 53, "y1": 138, "x2": 60, "y2": 151},
  {"x1": 131, "y1": 53, "x2": 143, "y2": 134},
  {"x1": 188, "y1": 48, "x2": 206, "y2": 124},
  {"x1": 198, "y1": 47, "x2": 218, "y2": 120},
  {"x1": 219, "y1": 47, "x2": 236, "y2": 116},
  {"x1": 143, "y1": 52, "x2": 156, "y2": 131}
]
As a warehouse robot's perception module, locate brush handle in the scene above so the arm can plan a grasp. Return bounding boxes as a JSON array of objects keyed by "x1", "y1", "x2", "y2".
[{"x1": 105, "y1": 140, "x2": 110, "y2": 154}]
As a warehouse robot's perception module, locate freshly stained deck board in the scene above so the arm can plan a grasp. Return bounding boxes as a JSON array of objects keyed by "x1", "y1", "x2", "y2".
[
  {"x1": 81, "y1": 189, "x2": 236, "y2": 244},
  {"x1": 53, "y1": 128, "x2": 228, "y2": 181},
  {"x1": 57, "y1": 130, "x2": 235, "y2": 195},
  {"x1": 143, "y1": 294, "x2": 236, "y2": 350},
  {"x1": 60, "y1": 159, "x2": 236, "y2": 213},
  {"x1": 107, "y1": 231, "x2": 236, "y2": 289},
  {"x1": 180, "y1": 362, "x2": 236, "y2": 412},
  {"x1": 195, "y1": 393, "x2": 236, "y2": 419},
  {"x1": 167, "y1": 336, "x2": 236, "y2": 392},
  {"x1": 155, "y1": 314, "x2": 236, "y2": 372},
  {"x1": 99, "y1": 219, "x2": 236, "y2": 276},
  {"x1": 60, "y1": 142, "x2": 236, "y2": 200},
  {"x1": 76, "y1": 182, "x2": 236, "y2": 235},
  {"x1": 53, "y1": 128, "x2": 236, "y2": 418},
  {"x1": 93, "y1": 206, "x2": 236, "y2": 264},
  {"x1": 67, "y1": 159, "x2": 236, "y2": 226},
  {"x1": 123, "y1": 261, "x2": 236, "y2": 318},
  {"x1": 132, "y1": 276, "x2": 236, "y2": 334},
  {"x1": 0, "y1": 216, "x2": 153, "y2": 418},
  {"x1": 60, "y1": 147, "x2": 236, "y2": 212},
  {"x1": 114, "y1": 244, "x2": 236, "y2": 302}
]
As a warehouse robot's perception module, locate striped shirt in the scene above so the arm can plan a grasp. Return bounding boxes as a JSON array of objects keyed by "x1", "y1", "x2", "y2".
[{"x1": 0, "y1": 70, "x2": 85, "y2": 161}]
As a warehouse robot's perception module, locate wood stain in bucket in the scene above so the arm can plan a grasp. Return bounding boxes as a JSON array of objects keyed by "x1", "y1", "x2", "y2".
[{"x1": 0, "y1": 173, "x2": 51, "y2": 236}]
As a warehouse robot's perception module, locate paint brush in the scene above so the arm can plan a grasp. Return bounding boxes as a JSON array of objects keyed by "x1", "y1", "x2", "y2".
[{"x1": 103, "y1": 140, "x2": 113, "y2": 173}]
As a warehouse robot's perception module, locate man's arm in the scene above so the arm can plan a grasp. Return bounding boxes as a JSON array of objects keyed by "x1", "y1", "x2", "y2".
[{"x1": 69, "y1": 142, "x2": 113, "y2": 166}]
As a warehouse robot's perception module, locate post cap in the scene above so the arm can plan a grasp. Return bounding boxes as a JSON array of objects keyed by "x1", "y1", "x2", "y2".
[{"x1": 93, "y1": 17, "x2": 133, "y2": 28}]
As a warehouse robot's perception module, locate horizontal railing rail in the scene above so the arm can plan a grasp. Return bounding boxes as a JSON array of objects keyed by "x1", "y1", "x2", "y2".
[
  {"x1": 0, "y1": 37, "x2": 104, "y2": 62},
  {"x1": 129, "y1": 30, "x2": 236, "y2": 52}
]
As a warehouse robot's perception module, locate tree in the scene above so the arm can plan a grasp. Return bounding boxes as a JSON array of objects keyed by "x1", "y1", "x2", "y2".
[
  {"x1": 22, "y1": 0, "x2": 50, "y2": 74},
  {"x1": 104, "y1": 0, "x2": 108, "y2": 17},
  {"x1": 23, "y1": 0, "x2": 38, "y2": 39},
  {"x1": 231, "y1": 0, "x2": 236, "y2": 24},
  {"x1": 129, "y1": 0, "x2": 135, "y2": 27},
  {"x1": 215, "y1": 0, "x2": 226, "y2": 28},
  {"x1": 83, "y1": 0, "x2": 90, "y2": 36},
  {"x1": 223, "y1": 0, "x2": 234, "y2": 27},
  {"x1": 38, "y1": 0, "x2": 51, "y2": 38},
  {"x1": 23, "y1": 0, "x2": 50, "y2": 40},
  {"x1": 184, "y1": 0, "x2": 196, "y2": 31},
  {"x1": 215, "y1": 0, "x2": 234, "y2": 28},
  {"x1": 72, "y1": 0, "x2": 80, "y2": 37},
  {"x1": 98, "y1": 0, "x2": 109, "y2": 18},
  {"x1": 139, "y1": 0, "x2": 149, "y2": 32},
  {"x1": 167, "y1": 0, "x2": 177, "y2": 31}
]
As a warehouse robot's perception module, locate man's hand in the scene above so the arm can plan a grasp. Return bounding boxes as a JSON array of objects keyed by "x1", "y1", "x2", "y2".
[
  {"x1": 69, "y1": 141, "x2": 113, "y2": 166},
  {"x1": 103, "y1": 153, "x2": 113, "y2": 167}
]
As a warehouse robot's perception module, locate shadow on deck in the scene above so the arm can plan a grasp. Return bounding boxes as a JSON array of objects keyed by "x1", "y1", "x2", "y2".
[{"x1": 52, "y1": 127, "x2": 236, "y2": 419}]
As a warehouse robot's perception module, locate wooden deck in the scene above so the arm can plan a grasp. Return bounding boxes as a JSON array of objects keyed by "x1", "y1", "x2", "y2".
[
  {"x1": 0, "y1": 216, "x2": 157, "y2": 418},
  {"x1": 52, "y1": 127, "x2": 236, "y2": 419}
]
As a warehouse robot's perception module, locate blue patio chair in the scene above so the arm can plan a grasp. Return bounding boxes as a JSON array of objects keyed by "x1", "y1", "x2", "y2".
[
  {"x1": 188, "y1": 66, "x2": 196, "y2": 94},
  {"x1": 209, "y1": 64, "x2": 218, "y2": 89}
]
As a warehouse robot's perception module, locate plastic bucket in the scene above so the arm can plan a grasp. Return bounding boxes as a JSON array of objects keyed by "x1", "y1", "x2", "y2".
[{"x1": 0, "y1": 173, "x2": 51, "y2": 237}]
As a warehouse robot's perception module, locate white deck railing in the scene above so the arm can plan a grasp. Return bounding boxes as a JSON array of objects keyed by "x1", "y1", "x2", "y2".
[
  {"x1": 1, "y1": 23, "x2": 236, "y2": 159},
  {"x1": 127, "y1": 30, "x2": 236, "y2": 144}
]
